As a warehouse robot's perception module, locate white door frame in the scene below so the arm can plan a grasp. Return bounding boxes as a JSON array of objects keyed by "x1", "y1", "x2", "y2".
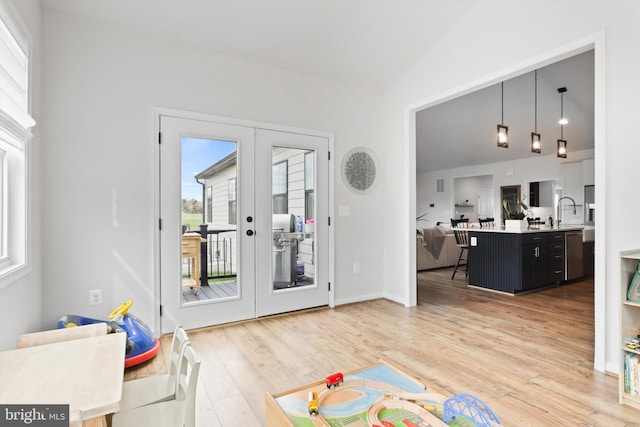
[
  {"x1": 152, "y1": 107, "x2": 335, "y2": 335},
  {"x1": 407, "y1": 32, "x2": 606, "y2": 371}
]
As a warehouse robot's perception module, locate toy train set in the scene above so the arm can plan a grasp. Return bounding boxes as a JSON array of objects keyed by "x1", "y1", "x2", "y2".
[{"x1": 300, "y1": 370, "x2": 501, "y2": 427}]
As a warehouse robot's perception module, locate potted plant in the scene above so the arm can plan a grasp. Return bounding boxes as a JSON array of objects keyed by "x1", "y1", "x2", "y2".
[{"x1": 503, "y1": 199, "x2": 529, "y2": 230}]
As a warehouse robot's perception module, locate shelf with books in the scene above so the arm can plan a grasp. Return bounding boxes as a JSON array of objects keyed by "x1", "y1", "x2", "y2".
[
  {"x1": 620, "y1": 249, "x2": 640, "y2": 409},
  {"x1": 623, "y1": 353, "x2": 640, "y2": 399},
  {"x1": 624, "y1": 349, "x2": 640, "y2": 360}
]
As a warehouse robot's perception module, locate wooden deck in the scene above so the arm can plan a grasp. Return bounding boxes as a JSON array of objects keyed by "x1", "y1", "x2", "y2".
[
  {"x1": 126, "y1": 267, "x2": 640, "y2": 426},
  {"x1": 181, "y1": 276, "x2": 316, "y2": 304},
  {"x1": 181, "y1": 280, "x2": 238, "y2": 303}
]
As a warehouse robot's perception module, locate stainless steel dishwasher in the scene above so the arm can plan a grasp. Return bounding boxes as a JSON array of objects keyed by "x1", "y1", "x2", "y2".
[{"x1": 565, "y1": 230, "x2": 584, "y2": 281}]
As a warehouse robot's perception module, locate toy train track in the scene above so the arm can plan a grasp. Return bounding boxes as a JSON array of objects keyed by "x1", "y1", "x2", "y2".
[
  {"x1": 309, "y1": 379, "x2": 447, "y2": 427},
  {"x1": 308, "y1": 375, "x2": 501, "y2": 427}
]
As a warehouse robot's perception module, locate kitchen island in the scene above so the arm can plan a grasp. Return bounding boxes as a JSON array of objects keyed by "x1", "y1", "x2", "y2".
[{"x1": 467, "y1": 226, "x2": 583, "y2": 293}]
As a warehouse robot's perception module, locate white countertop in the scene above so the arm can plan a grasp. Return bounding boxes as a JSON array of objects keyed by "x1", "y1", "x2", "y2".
[{"x1": 468, "y1": 226, "x2": 584, "y2": 234}]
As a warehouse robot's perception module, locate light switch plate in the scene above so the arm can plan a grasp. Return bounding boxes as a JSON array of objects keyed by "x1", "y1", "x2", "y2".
[{"x1": 338, "y1": 205, "x2": 351, "y2": 216}]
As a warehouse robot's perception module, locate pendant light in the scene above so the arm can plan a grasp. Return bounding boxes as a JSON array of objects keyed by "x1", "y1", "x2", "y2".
[
  {"x1": 557, "y1": 87, "x2": 568, "y2": 158},
  {"x1": 497, "y1": 81, "x2": 508, "y2": 148},
  {"x1": 531, "y1": 70, "x2": 541, "y2": 154}
]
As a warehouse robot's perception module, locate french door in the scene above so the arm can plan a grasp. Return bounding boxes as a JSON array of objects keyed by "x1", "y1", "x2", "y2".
[
  {"x1": 255, "y1": 129, "x2": 330, "y2": 317},
  {"x1": 158, "y1": 114, "x2": 330, "y2": 333}
]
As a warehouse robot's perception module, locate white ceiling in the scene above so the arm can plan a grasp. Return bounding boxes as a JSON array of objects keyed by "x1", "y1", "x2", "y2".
[
  {"x1": 416, "y1": 50, "x2": 594, "y2": 172},
  {"x1": 40, "y1": 0, "x2": 478, "y2": 91},
  {"x1": 39, "y1": 1, "x2": 593, "y2": 173}
]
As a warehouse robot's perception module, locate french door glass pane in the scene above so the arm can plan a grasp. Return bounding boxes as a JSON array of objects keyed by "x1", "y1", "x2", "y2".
[
  {"x1": 271, "y1": 146, "x2": 315, "y2": 291},
  {"x1": 180, "y1": 137, "x2": 238, "y2": 305}
]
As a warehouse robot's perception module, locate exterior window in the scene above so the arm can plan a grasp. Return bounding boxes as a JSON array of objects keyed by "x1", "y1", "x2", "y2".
[
  {"x1": 0, "y1": 0, "x2": 35, "y2": 287},
  {"x1": 228, "y1": 178, "x2": 236, "y2": 225},
  {"x1": 305, "y1": 151, "x2": 314, "y2": 220},
  {"x1": 272, "y1": 160, "x2": 288, "y2": 214},
  {"x1": 206, "y1": 186, "x2": 212, "y2": 223}
]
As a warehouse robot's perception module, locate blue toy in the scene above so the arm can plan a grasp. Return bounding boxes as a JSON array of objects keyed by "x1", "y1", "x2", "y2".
[
  {"x1": 443, "y1": 393, "x2": 501, "y2": 427},
  {"x1": 58, "y1": 301, "x2": 160, "y2": 368}
]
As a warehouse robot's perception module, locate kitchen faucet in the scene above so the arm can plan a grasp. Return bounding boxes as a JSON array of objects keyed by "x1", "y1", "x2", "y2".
[{"x1": 557, "y1": 196, "x2": 577, "y2": 226}]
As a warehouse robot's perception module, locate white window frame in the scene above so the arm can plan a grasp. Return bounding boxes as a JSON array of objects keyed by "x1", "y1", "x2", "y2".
[
  {"x1": 206, "y1": 185, "x2": 212, "y2": 223},
  {"x1": 272, "y1": 160, "x2": 288, "y2": 214},
  {"x1": 228, "y1": 178, "x2": 236, "y2": 225},
  {"x1": 0, "y1": 0, "x2": 34, "y2": 289}
]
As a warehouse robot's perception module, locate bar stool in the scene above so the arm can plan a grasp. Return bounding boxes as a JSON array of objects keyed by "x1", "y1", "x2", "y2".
[
  {"x1": 479, "y1": 217, "x2": 494, "y2": 228},
  {"x1": 450, "y1": 218, "x2": 469, "y2": 280}
]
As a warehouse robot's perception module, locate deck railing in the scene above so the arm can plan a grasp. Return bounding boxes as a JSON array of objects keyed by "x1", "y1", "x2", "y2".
[
  {"x1": 198, "y1": 225, "x2": 237, "y2": 282},
  {"x1": 205, "y1": 230, "x2": 236, "y2": 278}
]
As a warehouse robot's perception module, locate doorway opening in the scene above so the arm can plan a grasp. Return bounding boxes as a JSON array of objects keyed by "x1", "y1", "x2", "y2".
[
  {"x1": 452, "y1": 174, "x2": 495, "y2": 223},
  {"x1": 411, "y1": 40, "x2": 604, "y2": 370}
]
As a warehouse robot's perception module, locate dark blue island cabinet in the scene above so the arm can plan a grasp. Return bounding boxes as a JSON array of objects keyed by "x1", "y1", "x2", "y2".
[{"x1": 468, "y1": 230, "x2": 566, "y2": 293}]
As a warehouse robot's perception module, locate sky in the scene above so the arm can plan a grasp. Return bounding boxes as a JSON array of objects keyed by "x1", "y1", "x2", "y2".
[{"x1": 182, "y1": 137, "x2": 237, "y2": 201}]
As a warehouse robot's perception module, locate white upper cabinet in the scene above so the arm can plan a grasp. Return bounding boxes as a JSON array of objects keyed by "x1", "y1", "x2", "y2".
[
  {"x1": 583, "y1": 158, "x2": 595, "y2": 186},
  {"x1": 563, "y1": 162, "x2": 584, "y2": 204}
]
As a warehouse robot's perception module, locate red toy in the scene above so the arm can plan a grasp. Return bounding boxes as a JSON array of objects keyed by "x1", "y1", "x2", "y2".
[{"x1": 326, "y1": 372, "x2": 344, "y2": 389}]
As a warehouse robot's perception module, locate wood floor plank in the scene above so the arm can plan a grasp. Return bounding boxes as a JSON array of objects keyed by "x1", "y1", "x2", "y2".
[{"x1": 124, "y1": 268, "x2": 640, "y2": 426}]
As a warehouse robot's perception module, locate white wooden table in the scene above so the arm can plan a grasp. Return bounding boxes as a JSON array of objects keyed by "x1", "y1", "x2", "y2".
[{"x1": 0, "y1": 332, "x2": 127, "y2": 426}]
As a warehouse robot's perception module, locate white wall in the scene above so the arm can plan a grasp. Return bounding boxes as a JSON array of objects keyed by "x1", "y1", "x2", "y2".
[
  {"x1": 384, "y1": 0, "x2": 640, "y2": 374},
  {"x1": 451, "y1": 175, "x2": 492, "y2": 223},
  {"x1": 0, "y1": 0, "x2": 42, "y2": 351},
  {"x1": 38, "y1": 10, "x2": 387, "y2": 332},
  {"x1": 418, "y1": 150, "x2": 594, "y2": 225}
]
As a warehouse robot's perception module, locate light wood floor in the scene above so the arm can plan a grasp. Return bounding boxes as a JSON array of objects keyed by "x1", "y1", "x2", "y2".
[{"x1": 124, "y1": 268, "x2": 640, "y2": 426}]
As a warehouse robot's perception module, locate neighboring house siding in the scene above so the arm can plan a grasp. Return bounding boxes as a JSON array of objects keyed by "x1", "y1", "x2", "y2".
[
  {"x1": 201, "y1": 148, "x2": 315, "y2": 281},
  {"x1": 201, "y1": 166, "x2": 238, "y2": 277},
  {"x1": 208, "y1": 167, "x2": 236, "y2": 227},
  {"x1": 273, "y1": 148, "x2": 306, "y2": 220}
]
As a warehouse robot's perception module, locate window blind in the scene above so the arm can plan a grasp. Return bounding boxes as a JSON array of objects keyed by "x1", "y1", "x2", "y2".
[{"x1": 0, "y1": 0, "x2": 34, "y2": 146}]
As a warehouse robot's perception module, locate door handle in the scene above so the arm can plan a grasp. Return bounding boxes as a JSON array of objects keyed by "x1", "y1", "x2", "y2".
[
  {"x1": 246, "y1": 230, "x2": 254, "y2": 236},
  {"x1": 247, "y1": 216, "x2": 253, "y2": 223}
]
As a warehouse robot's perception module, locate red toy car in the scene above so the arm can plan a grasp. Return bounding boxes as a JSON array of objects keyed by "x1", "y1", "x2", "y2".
[{"x1": 326, "y1": 372, "x2": 344, "y2": 388}]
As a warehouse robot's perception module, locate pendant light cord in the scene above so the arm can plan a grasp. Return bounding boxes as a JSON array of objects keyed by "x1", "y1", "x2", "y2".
[
  {"x1": 560, "y1": 92, "x2": 564, "y2": 139},
  {"x1": 534, "y1": 70, "x2": 538, "y2": 133},
  {"x1": 501, "y1": 81, "x2": 504, "y2": 124}
]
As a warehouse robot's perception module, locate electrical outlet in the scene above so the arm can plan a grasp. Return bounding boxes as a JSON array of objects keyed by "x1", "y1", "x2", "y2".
[
  {"x1": 89, "y1": 289, "x2": 103, "y2": 306},
  {"x1": 353, "y1": 263, "x2": 360, "y2": 274}
]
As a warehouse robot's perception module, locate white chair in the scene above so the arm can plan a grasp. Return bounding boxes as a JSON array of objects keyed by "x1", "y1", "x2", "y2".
[
  {"x1": 112, "y1": 344, "x2": 201, "y2": 427},
  {"x1": 119, "y1": 325, "x2": 190, "y2": 410}
]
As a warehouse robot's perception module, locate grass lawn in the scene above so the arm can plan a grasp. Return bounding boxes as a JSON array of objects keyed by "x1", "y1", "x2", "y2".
[{"x1": 183, "y1": 213, "x2": 203, "y2": 231}]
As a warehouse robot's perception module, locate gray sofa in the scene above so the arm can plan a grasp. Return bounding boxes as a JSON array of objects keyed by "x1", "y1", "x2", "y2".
[{"x1": 417, "y1": 225, "x2": 462, "y2": 271}]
